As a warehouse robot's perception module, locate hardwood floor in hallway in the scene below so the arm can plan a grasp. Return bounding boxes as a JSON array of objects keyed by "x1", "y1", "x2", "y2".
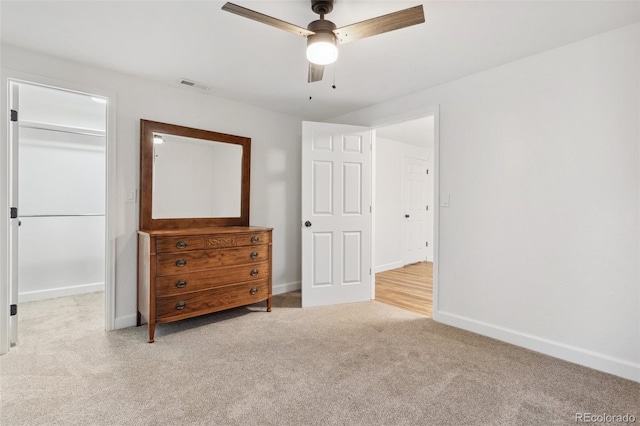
[{"x1": 375, "y1": 262, "x2": 433, "y2": 317}]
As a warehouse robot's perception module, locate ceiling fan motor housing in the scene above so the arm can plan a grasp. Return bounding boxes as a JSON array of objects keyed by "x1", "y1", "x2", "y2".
[
  {"x1": 307, "y1": 19, "x2": 337, "y2": 34},
  {"x1": 307, "y1": 19, "x2": 337, "y2": 49}
]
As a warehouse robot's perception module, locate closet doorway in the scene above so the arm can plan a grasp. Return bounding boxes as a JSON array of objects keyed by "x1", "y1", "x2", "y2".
[
  {"x1": 373, "y1": 116, "x2": 435, "y2": 317},
  {"x1": 11, "y1": 81, "x2": 109, "y2": 343}
]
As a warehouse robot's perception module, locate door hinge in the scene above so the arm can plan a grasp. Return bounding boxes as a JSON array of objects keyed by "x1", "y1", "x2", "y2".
[
  {"x1": 426, "y1": 241, "x2": 429, "y2": 247},
  {"x1": 10, "y1": 207, "x2": 18, "y2": 219},
  {"x1": 10, "y1": 110, "x2": 18, "y2": 122},
  {"x1": 369, "y1": 205, "x2": 372, "y2": 213},
  {"x1": 426, "y1": 169, "x2": 429, "y2": 175},
  {"x1": 426, "y1": 205, "x2": 429, "y2": 211},
  {"x1": 369, "y1": 268, "x2": 371, "y2": 275},
  {"x1": 10, "y1": 304, "x2": 17, "y2": 316}
]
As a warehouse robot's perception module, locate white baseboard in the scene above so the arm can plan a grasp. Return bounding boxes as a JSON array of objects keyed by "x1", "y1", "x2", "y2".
[
  {"x1": 273, "y1": 281, "x2": 300, "y2": 295},
  {"x1": 115, "y1": 314, "x2": 138, "y2": 330},
  {"x1": 374, "y1": 261, "x2": 403, "y2": 273},
  {"x1": 18, "y1": 282, "x2": 104, "y2": 303},
  {"x1": 436, "y1": 310, "x2": 640, "y2": 383},
  {"x1": 426, "y1": 255, "x2": 434, "y2": 262}
]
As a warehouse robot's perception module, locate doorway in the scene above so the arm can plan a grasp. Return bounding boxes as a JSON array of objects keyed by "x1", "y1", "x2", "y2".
[
  {"x1": 7, "y1": 80, "x2": 111, "y2": 347},
  {"x1": 373, "y1": 115, "x2": 435, "y2": 316}
]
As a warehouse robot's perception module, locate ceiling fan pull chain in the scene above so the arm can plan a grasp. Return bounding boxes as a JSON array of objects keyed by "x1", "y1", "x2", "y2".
[{"x1": 332, "y1": 63, "x2": 337, "y2": 89}]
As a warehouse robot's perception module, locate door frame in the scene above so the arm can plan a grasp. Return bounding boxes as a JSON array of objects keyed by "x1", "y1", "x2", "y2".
[
  {"x1": 1, "y1": 71, "x2": 117, "y2": 354},
  {"x1": 370, "y1": 105, "x2": 440, "y2": 320}
]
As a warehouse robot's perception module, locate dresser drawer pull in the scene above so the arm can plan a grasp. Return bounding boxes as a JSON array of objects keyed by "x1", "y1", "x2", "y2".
[
  {"x1": 175, "y1": 259, "x2": 187, "y2": 267},
  {"x1": 251, "y1": 236, "x2": 260, "y2": 243},
  {"x1": 250, "y1": 287, "x2": 258, "y2": 295},
  {"x1": 176, "y1": 301, "x2": 187, "y2": 310},
  {"x1": 175, "y1": 279, "x2": 187, "y2": 288},
  {"x1": 250, "y1": 251, "x2": 258, "y2": 259},
  {"x1": 175, "y1": 240, "x2": 188, "y2": 249},
  {"x1": 250, "y1": 269, "x2": 259, "y2": 276}
]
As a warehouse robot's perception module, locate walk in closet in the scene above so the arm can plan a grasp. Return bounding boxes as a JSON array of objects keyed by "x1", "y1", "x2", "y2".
[{"x1": 17, "y1": 83, "x2": 106, "y2": 302}]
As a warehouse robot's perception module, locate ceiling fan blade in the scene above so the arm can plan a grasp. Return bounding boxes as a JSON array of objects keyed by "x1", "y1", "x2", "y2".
[
  {"x1": 222, "y1": 2, "x2": 314, "y2": 37},
  {"x1": 308, "y1": 63, "x2": 325, "y2": 83},
  {"x1": 334, "y1": 5, "x2": 425, "y2": 45}
]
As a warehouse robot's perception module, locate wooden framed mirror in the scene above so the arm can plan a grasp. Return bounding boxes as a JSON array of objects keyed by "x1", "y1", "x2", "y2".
[{"x1": 139, "y1": 119, "x2": 251, "y2": 230}]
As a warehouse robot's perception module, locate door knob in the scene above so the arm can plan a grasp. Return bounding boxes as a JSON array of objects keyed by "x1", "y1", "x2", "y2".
[
  {"x1": 304, "y1": 221, "x2": 312, "y2": 227},
  {"x1": 405, "y1": 214, "x2": 410, "y2": 218}
]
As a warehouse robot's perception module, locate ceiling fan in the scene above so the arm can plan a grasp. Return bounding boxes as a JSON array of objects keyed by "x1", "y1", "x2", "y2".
[{"x1": 222, "y1": 0, "x2": 425, "y2": 83}]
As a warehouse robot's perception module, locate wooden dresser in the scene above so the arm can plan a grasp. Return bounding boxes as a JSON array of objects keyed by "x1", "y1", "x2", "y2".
[{"x1": 138, "y1": 226, "x2": 272, "y2": 342}]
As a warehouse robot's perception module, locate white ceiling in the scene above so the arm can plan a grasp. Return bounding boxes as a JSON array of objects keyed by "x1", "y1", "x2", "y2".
[{"x1": 1, "y1": 1, "x2": 638, "y2": 121}]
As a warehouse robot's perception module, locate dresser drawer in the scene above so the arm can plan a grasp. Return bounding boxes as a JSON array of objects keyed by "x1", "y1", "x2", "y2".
[
  {"x1": 156, "y1": 261, "x2": 270, "y2": 296},
  {"x1": 156, "y1": 236, "x2": 207, "y2": 253},
  {"x1": 156, "y1": 231, "x2": 271, "y2": 253},
  {"x1": 236, "y1": 232, "x2": 271, "y2": 246},
  {"x1": 156, "y1": 245, "x2": 269, "y2": 276},
  {"x1": 156, "y1": 280, "x2": 269, "y2": 321}
]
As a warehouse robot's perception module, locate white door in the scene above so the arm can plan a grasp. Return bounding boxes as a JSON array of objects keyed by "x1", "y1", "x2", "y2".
[
  {"x1": 301, "y1": 121, "x2": 372, "y2": 307},
  {"x1": 8, "y1": 82, "x2": 20, "y2": 347},
  {"x1": 402, "y1": 156, "x2": 429, "y2": 265}
]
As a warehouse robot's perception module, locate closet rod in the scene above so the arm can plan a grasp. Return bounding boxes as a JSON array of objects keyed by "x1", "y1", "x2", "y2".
[{"x1": 20, "y1": 214, "x2": 105, "y2": 218}]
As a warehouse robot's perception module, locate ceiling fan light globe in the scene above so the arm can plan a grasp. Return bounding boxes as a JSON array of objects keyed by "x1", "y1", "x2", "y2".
[
  {"x1": 306, "y1": 32, "x2": 338, "y2": 65},
  {"x1": 307, "y1": 42, "x2": 338, "y2": 65}
]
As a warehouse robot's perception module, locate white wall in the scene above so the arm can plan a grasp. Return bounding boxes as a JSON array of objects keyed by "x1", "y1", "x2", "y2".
[
  {"x1": 375, "y1": 137, "x2": 432, "y2": 271},
  {"x1": 1, "y1": 45, "x2": 304, "y2": 328},
  {"x1": 334, "y1": 24, "x2": 640, "y2": 381}
]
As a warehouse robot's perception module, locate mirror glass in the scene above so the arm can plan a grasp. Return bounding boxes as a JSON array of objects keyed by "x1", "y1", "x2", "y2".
[
  {"x1": 152, "y1": 132, "x2": 243, "y2": 219},
  {"x1": 139, "y1": 119, "x2": 251, "y2": 230}
]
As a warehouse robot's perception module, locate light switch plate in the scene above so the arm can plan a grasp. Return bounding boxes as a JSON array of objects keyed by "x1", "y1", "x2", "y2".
[{"x1": 126, "y1": 190, "x2": 137, "y2": 203}]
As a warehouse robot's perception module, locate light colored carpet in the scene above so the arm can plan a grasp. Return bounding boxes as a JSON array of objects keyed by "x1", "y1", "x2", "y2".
[{"x1": 1, "y1": 291, "x2": 638, "y2": 425}]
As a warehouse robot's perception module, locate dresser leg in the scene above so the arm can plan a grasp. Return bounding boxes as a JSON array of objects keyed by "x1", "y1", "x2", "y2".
[
  {"x1": 267, "y1": 296, "x2": 272, "y2": 312},
  {"x1": 148, "y1": 323, "x2": 156, "y2": 343}
]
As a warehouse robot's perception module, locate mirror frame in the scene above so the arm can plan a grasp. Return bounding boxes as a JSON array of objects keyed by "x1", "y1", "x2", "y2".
[{"x1": 139, "y1": 119, "x2": 251, "y2": 230}]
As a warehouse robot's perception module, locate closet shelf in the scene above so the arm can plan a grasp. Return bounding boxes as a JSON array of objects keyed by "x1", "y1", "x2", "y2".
[
  {"x1": 20, "y1": 214, "x2": 105, "y2": 218},
  {"x1": 19, "y1": 120, "x2": 105, "y2": 137}
]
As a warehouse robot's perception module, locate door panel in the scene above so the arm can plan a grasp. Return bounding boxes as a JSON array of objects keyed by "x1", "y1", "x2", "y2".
[
  {"x1": 342, "y1": 232, "x2": 362, "y2": 284},
  {"x1": 313, "y1": 161, "x2": 333, "y2": 214},
  {"x1": 312, "y1": 232, "x2": 333, "y2": 287},
  {"x1": 302, "y1": 122, "x2": 371, "y2": 307}
]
